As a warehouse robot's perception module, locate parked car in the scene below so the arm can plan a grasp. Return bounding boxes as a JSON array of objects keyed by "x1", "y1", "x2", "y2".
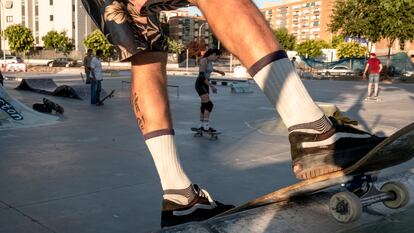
[
  {"x1": 0, "y1": 55, "x2": 24, "y2": 66},
  {"x1": 47, "y1": 57, "x2": 78, "y2": 67},
  {"x1": 6, "y1": 63, "x2": 27, "y2": 72},
  {"x1": 316, "y1": 65, "x2": 356, "y2": 76}
]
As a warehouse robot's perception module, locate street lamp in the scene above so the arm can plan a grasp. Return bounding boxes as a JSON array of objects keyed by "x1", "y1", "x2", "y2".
[{"x1": 198, "y1": 22, "x2": 207, "y2": 44}]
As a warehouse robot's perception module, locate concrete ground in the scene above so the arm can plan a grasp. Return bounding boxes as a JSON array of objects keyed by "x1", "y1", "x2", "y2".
[{"x1": 1, "y1": 72, "x2": 414, "y2": 233}]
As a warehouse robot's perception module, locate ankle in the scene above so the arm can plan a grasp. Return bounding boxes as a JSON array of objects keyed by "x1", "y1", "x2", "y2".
[
  {"x1": 163, "y1": 185, "x2": 196, "y2": 206},
  {"x1": 288, "y1": 115, "x2": 333, "y2": 134}
]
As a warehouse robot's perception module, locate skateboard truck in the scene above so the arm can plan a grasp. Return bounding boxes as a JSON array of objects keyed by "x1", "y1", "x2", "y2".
[{"x1": 330, "y1": 173, "x2": 410, "y2": 223}]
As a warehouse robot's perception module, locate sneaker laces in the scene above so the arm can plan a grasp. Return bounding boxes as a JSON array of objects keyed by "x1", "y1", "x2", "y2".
[{"x1": 194, "y1": 185, "x2": 217, "y2": 208}]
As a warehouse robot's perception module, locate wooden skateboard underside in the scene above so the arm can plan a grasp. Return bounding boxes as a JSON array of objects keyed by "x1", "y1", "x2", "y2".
[{"x1": 219, "y1": 122, "x2": 414, "y2": 216}]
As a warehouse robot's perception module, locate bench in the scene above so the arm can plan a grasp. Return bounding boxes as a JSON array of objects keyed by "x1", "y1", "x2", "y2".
[{"x1": 210, "y1": 78, "x2": 253, "y2": 93}]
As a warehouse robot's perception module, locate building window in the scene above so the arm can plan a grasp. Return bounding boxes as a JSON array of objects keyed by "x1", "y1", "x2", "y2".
[
  {"x1": 6, "y1": 16, "x2": 13, "y2": 23},
  {"x1": 50, "y1": 0, "x2": 53, "y2": 5}
]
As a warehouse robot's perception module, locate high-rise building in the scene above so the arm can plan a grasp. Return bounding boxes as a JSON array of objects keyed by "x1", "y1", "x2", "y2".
[
  {"x1": 168, "y1": 16, "x2": 213, "y2": 48},
  {"x1": 0, "y1": 0, "x2": 94, "y2": 54},
  {"x1": 261, "y1": 0, "x2": 335, "y2": 42}
]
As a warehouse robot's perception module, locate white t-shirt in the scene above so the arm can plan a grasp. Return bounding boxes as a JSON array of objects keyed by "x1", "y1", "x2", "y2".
[{"x1": 90, "y1": 57, "x2": 103, "y2": 80}]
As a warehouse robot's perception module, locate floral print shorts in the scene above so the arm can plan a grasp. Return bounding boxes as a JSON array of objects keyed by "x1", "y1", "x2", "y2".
[{"x1": 81, "y1": 0, "x2": 192, "y2": 61}]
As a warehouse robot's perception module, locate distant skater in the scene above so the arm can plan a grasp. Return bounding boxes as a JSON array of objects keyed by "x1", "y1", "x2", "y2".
[
  {"x1": 363, "y1": 53, "x2": 383, "y2": 100},
  {"x1": 195, "y1": 49, "x2": 225, "y2": 132}
]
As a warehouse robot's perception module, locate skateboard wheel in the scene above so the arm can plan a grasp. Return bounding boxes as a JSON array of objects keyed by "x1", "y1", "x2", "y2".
[
  {"x1": 330, "y1": 192, "x2": 362, "y2": 223},
  {"x1": 380, "y1": 181, "x2": 410, "y2": 209}
]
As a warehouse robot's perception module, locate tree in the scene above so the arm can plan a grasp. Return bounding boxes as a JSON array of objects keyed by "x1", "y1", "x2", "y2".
[
  {"x1": 42, "y1": 30, "x2": 75, "y2": 56},
  {"x1": 4, "y1": 24, "x2": 35, "y2": 56},
  {"x1": 379, "y1": 0, "x2": 414, "y2": 60},
  {"x1": 295, "y1": 39, "x2": 329, "y2": 58},
  {"x1": 83, "y1": 30, "x2": 115, "y2": 60},
  {"x1": 336, "y1": 42, "x2": 367, "y2": 59},
  {"x1": 273, "y1": 28, "x2": 296, "y2": 50},
  {"x1": 167, "y1": 37, "x2": 185, "y2": 55},
  {"x1": 330, "y1": 35, "x2": 345, "y2": 49},
  {"x1": 330, "y1": 0, "x2": 414, "y2": 67}
]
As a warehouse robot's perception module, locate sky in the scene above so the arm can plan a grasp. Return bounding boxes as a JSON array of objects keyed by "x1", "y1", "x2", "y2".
[{"x1": 188, "y1": 0, "x2": 284, "y2": 15}]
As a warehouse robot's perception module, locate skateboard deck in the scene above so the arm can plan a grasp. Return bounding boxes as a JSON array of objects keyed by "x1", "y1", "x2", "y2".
[
  {"x1": 100, "y1": 90, "x2": 115, "y2": 103},
  {"x1": 191, "y1": 127, "x2": 221, "y2": 140},
  {"x1": 217, "y1": 122, "x2": 414, "y2": 222},
  {"x1": 364, "y1": 96, "x2": 381, "y2": 102}
]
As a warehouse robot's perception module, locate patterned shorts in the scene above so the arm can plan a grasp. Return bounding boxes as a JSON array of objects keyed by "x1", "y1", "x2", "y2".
[{"x1": 81, "y1": 0, "x2": 192, "y2": 61}]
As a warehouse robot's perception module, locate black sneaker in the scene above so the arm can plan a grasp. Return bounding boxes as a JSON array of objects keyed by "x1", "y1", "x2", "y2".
[
  {"x1": 202, "y1": 127, "x2": 217, "y2": 133},
  {"x1": 43, "y1": 98, "x2": 64, "y2": 114},
  {"x1": 288, "y1": 117, "x2": 386, "y2": 179},
  {"x1": 161, "y1": 184, "x2": 234, "y2": 228}
]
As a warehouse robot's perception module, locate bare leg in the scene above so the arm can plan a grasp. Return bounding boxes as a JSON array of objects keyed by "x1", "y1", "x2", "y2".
[
  {"x1": 367, "y1": 83, "x2": 372, "y2": 97},
  {"x1": 130, "y1": 51, "x2": 191, "y2": 191},
  {"x1": 374, "y1": 83, "x2": 379, "y2": 97},
  {"x1": 130, "y1": 52, "x2": 172, "y2": 133},
  {"x1": 190, "y1": 0, "x2": 280, "y2": 67}
]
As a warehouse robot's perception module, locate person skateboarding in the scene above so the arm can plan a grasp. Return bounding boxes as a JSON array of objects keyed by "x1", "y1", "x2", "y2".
[
  {"x1": 195, "y1": 49, "x2": 225, "y2": 133},
  {"x1": 81, "y1": 0, "x2": 386, "y2": 228},
  {"x1": 363, "y1": 53, "x2": 383, "y2": 100}
]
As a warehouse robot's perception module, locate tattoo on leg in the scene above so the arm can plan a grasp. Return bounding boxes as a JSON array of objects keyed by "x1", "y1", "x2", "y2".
[{"x1": 133, "y1": 92, "x2": 146, "y2": 130}]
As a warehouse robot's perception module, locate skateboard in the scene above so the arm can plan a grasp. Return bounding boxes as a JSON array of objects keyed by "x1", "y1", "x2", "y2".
[
  {"x1": 191, "y1": 127, "x2": 221, "y2": 140},
  {"x1": 217, "y1": 122, "x2": 414, "y2": 223},
  {"x1": 99, "y1": 90, "x2": 115, "y2": 104},
  {"x1": 364, "y1": 96, "x2": 381, "y2": 102}
]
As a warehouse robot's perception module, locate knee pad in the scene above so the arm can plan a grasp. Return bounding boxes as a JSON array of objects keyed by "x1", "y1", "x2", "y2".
[{"x1": 205, "y1": 101, "x2": 214, "y2": 112}]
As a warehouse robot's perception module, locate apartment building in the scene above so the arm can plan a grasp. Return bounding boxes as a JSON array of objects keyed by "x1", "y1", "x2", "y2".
[
  {"x1": 261, "y1": 0, "x2": 335, "y2": 42},
  {"x1": 261, "y1": 0, "x2": 414, "y2": 56},
  {"x1": 168, "y1": 16, "x2": 213, "y2": 48},
  {"x1": 0, "y1": 0, "x2": 94, "y2": 54}
]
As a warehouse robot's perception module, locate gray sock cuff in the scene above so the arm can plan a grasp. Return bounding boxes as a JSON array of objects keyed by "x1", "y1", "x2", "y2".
[
  {"x1": 247, "y1": 50, "x2": 288, "y2": 77},
  {"x1": 143, "y1": 129, "x2": 175, "y2": 140}
]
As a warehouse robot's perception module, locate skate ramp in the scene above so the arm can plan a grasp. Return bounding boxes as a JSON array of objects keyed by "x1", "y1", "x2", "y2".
[
  {"x1": 16, "y1": 78, "x2": 107, "y2": 100},
  {"x1": 16, "y1": 78, "x2": 58, "y2": 94},
  {"x1": 0, "y1": 85, "x2": 59, "y2": 130},
  {"x1": 158, "y1": 169, "x2": 414, "y2": 233}
]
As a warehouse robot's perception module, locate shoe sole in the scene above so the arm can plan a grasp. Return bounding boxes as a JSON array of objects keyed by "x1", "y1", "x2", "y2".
[{"x1": 295, "y1": 165, "x2": 343, "y2": 179}]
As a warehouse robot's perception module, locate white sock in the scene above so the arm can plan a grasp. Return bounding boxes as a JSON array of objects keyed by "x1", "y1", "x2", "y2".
[
  {"x1": 250, "y1": 51, "x2": 328, "y2": 130},
  {"x1": 202, "y1": 120, "x2": 209, "y2": 130},
  {"x1": 145, "y1": 130, "x2": 191, "y2": 191}
]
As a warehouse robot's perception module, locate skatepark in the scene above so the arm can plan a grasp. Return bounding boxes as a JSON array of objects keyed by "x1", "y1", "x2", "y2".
[{"x1": 1, "y1": 70, "x2": 414, "y2": 233}]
